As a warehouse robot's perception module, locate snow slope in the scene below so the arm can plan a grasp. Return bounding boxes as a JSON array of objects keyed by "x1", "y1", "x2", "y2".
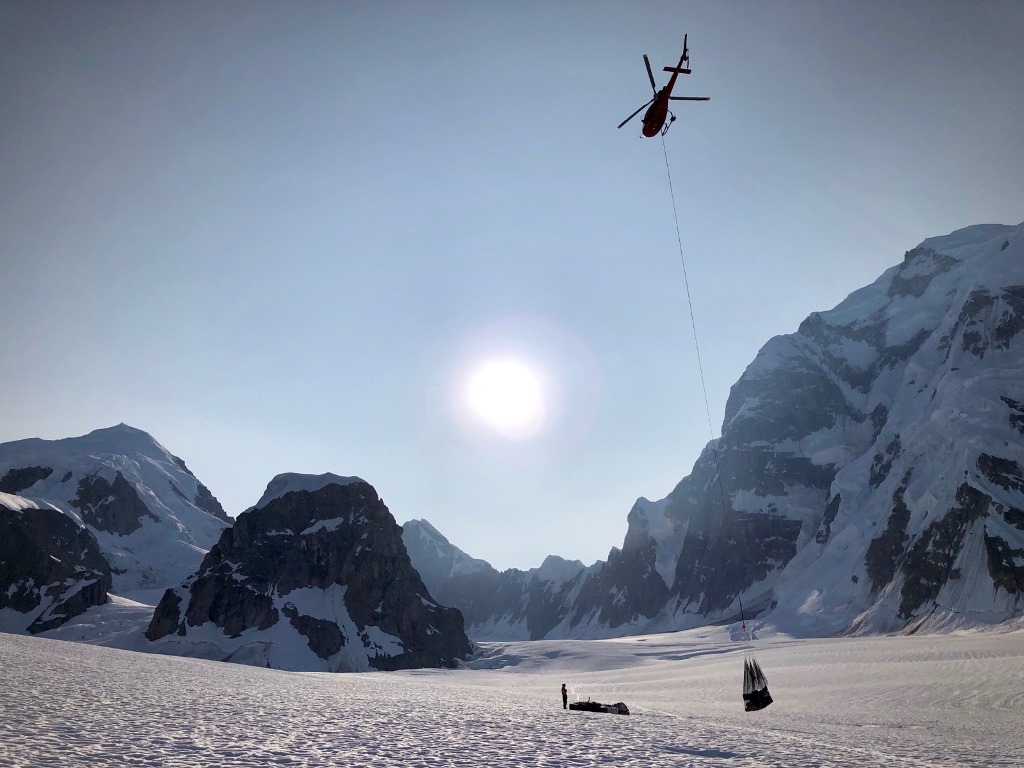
[
  {"x1": 253, "y1": 472, "x2": 363, "y2": 509},
  {"x1": 3, "y1": 622, "x2": 1021, "y2": 767}
]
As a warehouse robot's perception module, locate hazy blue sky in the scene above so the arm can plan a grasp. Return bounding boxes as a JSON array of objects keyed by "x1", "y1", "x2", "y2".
[{"x1": 2, "y1": 1, "x2": 1022, "y2": 570}]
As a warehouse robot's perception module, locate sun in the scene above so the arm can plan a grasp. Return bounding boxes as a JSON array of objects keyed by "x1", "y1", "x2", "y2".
[{"x1": 464, "y1": 358, "x2": 546, "y2": 440}]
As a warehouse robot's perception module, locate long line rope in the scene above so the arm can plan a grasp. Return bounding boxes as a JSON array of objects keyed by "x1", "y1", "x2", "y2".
[{"x1": 659, "y1": 135, "x2": 747, "y2": 630}]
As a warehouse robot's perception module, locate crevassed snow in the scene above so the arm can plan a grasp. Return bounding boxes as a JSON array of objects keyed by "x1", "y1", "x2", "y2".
[{"x1": 254, "y1": 473, "x2": 364, "y2": 509}]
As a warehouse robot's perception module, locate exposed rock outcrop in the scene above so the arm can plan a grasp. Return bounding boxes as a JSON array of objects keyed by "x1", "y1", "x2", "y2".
[
  {"x1": 147, "y1": 474, "x2": 471, "y2": 672},
  {"x1": 0, "y1": 493, "x2": 111, "y2": 634}
]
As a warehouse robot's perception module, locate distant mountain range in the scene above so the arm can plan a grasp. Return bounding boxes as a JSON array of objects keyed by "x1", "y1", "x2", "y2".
[{"x1": 1, "y1": 223, "x2": 1022, "y2": 660}]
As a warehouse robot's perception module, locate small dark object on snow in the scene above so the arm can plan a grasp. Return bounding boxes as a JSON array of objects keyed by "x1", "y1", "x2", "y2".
[
  {"x1": 742, "y1": 654, "x2": 773, "y2": 712},
  {"x1": 568, "y1": 699, "x2": 630, "y2": 715}
]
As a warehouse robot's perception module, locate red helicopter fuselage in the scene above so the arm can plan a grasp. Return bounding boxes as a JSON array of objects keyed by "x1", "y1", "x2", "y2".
[
  {"x1": 618, "y1": 34, "x2": 708, "y2": 138},
  {"x1": 641, "y1": 53, "x2": 689, "y2": 137}
]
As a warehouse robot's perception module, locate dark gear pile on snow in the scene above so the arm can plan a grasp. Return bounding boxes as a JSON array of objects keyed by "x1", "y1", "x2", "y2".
[
  {"x1": 569, "y1": 699, "x2": 630, "y2": 715},
  {"x1": 742, "y1": 654, "x2": 773, "y2": 711}
]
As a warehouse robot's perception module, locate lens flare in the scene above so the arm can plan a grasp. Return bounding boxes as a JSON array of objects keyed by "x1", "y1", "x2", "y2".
[{"x1": 464, "y1": 358, "x2": 546, "y2": 440}]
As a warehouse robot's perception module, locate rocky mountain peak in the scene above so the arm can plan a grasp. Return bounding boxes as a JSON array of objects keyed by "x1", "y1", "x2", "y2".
[
  {"x1": 147, "y1": 477, "x2": 471, "y2": 672},
  {"x1": 0, "y1": 493, "x2": 111, "y2": 634}
]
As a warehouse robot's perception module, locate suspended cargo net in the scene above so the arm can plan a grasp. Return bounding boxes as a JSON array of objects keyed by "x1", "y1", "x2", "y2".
[{"x1": 742, "y1": 654, "x2": 773, "y2": 712}]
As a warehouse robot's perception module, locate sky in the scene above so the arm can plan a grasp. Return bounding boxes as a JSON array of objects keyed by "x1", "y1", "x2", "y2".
[{"x1": 2, "y1": 1, "x2": 1022, "y2": 571}]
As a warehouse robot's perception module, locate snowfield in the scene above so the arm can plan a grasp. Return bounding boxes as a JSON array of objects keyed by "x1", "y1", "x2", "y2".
[{"x1": 2, "y1": 626, "x2": 1022, "y2": 767}]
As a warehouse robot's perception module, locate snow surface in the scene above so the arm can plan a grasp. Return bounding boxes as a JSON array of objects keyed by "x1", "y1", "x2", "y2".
[
  {"x1": 2, "y1": 626, "x2": 1021, "y2": 767},
  {"x1": 0, "y1": 491, "x2": 40, "y2": 512},
  {"x1": 254, "y1": 472, "x2": 364, "y2": 509}
]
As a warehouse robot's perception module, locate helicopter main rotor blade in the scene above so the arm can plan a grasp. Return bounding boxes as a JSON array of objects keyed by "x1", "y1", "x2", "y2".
[
  {"x1": 643, "y1": 54, "x2": 657, "y2": 94},
  {"x1": 669, "y1": 96, "x2": 710, "y2": 101},
  {"x1": 617, "y1": 99, "x2": 654, "y2": 129}
]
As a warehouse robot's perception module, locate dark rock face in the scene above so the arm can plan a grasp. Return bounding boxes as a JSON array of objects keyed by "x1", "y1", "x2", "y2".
[
  {"x1": 282, "y1": 604, "x2": 345, "y2": 658},
  {"x1": 888, "y1": 249, "x2": 957, "y2": 299},
  {"x1": 193, "y1": 482, "x2": 228, "y2": 521},
  {"x1": 1000, "y1": 396, "x2": 1024, "y2": 435},
  {"x1": 403, "y1": 519, "x2": 592, "y2": 640},
  {"x1": 984, "y1": 529, "x2": 1024, "y2": 594},
  {"x1": 171, "y1": 455, "x2": 229, "y2": 522},
  {"x1": 0, "y1": 466, "x2": 53, "y2": 494},
  {"x1": 944, "y1": 286, "x2": 1024, "y2": 359},
  {"x1": 671, "y1": 510, "x2": 802, "y2": 616},
  {"x1": 815, "y1": 494, "x2": 841, "y2": 544},
  {"x1": 898, "y1": 484, "x2": 992, "y2": 618},
  {"x1": 865, "y1": 472, "x2": 914, "y2": 592},
  {"x1": 870, "y1": 436, "x2": 902, "y2": 489},
  {"x1": 147, "y1": 479, "x2": 471, "y2": 671},
  {"x1": 977, "y1": 454, "x2": 1024, "y2": 494},
  {"x1": 0, "y1": 499, "x2": 111, "y2": 634},
  {"x1": 570, "y1": 542, "x2": 666, "y2": 631},
  {"x1": 144, "y1": 590, "x2": 183, "y2": 640},
  {"x1": 71, "y1": 472, "x2": 158, "y2": 535}
]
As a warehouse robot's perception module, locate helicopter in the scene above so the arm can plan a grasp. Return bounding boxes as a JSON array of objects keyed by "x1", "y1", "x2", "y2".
[{"x1": 618, "y1": 34, "x2": 709, "y2": 137}]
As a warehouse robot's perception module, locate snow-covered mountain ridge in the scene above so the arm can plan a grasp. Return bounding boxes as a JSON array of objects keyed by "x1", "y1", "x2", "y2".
[
  {"x1": 408, "y1": 222, "x2": 1024, "y2": 638},
  {"x1": 0, "y1": 424, "x2": 229, "y2": 596}
]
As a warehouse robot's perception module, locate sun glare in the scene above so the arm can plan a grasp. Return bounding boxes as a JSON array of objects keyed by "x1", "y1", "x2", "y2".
[{"x1": 464, "y1": 359, "x2": 546, "y2": 440}]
